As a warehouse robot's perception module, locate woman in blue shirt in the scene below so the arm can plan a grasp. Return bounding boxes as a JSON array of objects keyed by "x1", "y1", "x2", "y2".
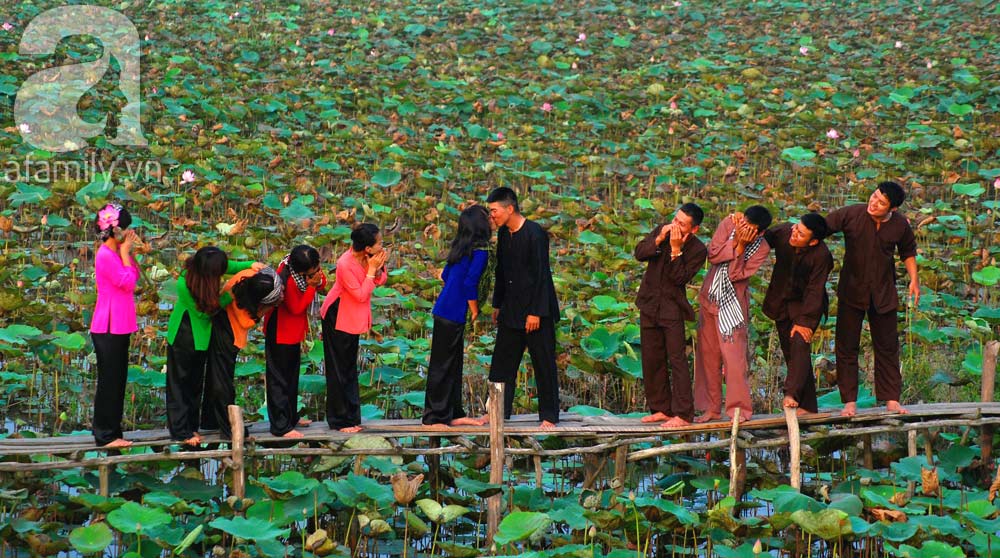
[{"x1": 422, "y1": 205, "x2": 492, "y2": 427}]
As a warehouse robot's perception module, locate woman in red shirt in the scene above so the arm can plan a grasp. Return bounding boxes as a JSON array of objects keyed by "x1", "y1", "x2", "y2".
[
  {"x1": 320, "y1": 224, "x2": 389, "y2": 432},
  {"x1": 264, "y1": 245, "x2": 326, "y2": 438}
]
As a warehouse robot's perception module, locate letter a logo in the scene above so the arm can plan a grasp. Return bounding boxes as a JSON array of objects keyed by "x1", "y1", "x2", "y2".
[{"x1": 14, "y1": 6, "x2": 147, "y2": 152}]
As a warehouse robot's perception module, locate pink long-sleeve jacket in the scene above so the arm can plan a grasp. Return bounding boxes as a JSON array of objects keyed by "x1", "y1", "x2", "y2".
[
  {"x1": 90, "y1": 244, "x2": 140, "y2": 334},
  {"x1": 319, "y1": 249, "x2": 387, "y2": 335}
]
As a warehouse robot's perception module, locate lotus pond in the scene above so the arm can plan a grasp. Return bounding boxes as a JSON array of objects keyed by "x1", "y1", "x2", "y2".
[{"x1": 1, "y1": 0, "x2": 999, "y2": 555}]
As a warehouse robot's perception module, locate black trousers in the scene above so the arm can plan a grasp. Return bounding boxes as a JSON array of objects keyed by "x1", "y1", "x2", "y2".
[
  {"x1": 775, "y1": 319, "x2": 818, "y2": 413},
  {"x1": 322, "y1": 300, "x2": 362, "y2": 429},
  {"x1": 91, "y1": 332, "x2": 131, "y2": 445},
  {"x1": 265, "y1": 312, "x2": 302, "y2": 436},
  {"x1": 488, "y1": 318, "x2": 560, "y2": 423},
  {"x1": 835, "y1": 299, "x2": 902, "y2": 403},
  {"x1": 422, "y1": 316, "x2": 468, "y2": 425},
  {"x1": 204, "y1": 312, "x2": 239, "y2": 439},
  {"x1": 639, "y1": 319, "x2": 694, "y2": 421},
  {"x1": 166, "y1": 313, "x2": 208, "y2": 441}
]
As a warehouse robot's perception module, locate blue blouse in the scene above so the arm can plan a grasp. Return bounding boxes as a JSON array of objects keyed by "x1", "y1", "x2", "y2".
[{"x1": 432, "y1": 250, "x2": 489, "y2": 324}]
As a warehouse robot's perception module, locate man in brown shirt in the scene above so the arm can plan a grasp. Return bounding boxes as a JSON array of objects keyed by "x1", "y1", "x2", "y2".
[
  {"x1": 634, "y1": 203, "x2": 708, "y2": 427},
  {"x1": 826, "y1": 181, "x2": 919, "y2": 417},
  {"x1": 762, "y1": 213, "x2": 834, "y2": 414}
]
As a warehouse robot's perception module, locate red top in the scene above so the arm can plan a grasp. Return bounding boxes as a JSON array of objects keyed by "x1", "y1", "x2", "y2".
[{"x1": 264, "y1": 261, "x2": 327, "y2": 345}]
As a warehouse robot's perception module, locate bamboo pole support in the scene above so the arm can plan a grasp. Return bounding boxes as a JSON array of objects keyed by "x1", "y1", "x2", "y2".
[
  {"x1": 728, "y1": 409, "x2": 742, "y2": 500},
  {"x1": 980, "y1": 341, "x2": 1000, "y2": 462},
  {"x1": 486, "y1": 382, "x2": 505, "y2": 547},
  {"x1": 227, "y1": 405, "x2": 246, "y2": 501},
  {"x1": 783, "y1": 407, "x2": 801, "y2": 490},
  {"x1": 613, "y1": 444, "x2": 628, "y2": 492},
  {"x1": 862, "y1": 435, "x2": 873, "y2": 470},
  {"x1": 907, "y1": 430, "x2": 918, "y2": 496},
  {"x1": 99, "y1": 464, "x2": 110, "y2": 497}
]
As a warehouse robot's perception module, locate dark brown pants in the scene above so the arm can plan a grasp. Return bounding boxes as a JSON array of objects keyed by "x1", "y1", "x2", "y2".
[
  {"x1": 835, "y1": 300, "x2": 902, "y2": 403},
  {"x1": 640, "y1": 318, "x2": 693, "y2": 421},
  {"x1": 775, "y1": 319, "x2": 818, "y2": 413}
]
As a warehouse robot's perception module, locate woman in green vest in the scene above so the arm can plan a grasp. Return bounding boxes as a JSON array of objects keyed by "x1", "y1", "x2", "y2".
[{"x1": 165, "y1": 246, "x2": 262, "y2": 446}]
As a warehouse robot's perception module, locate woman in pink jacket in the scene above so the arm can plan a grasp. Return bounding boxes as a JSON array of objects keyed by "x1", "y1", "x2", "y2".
[
  {"x1": 89, "y1": 203, "x2": 142, "y2": 448},
  {"x1": 320, "y1": 224, "x2": 389, "y2": 432}
]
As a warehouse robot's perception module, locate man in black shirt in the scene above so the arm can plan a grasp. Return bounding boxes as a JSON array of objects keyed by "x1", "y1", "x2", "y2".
[{"x1": 486, "y1": 187, "x2": 560, "y2": 428}]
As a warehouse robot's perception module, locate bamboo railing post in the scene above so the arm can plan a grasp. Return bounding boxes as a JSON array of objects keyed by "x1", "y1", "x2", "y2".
[
  {"x1": 486, "y1": 382, "x2": 505, "y2": 547},
  {"x1": 227, "y1": 405, "x2": 246, "y2": 501},
  {"x1": 783, "y1": 407, "x2": 801, "y2": 490},
  {"x1": 728, "y1": 409, "x2": 743, "y2": 500},
  {"x1": 862, "y1": 435, "x2": 873, "y2": 470},
  {"x1": 907, "y1": 430, "x2": 918, "y2": 496},
  {"x1": 980, "y1": 341, "x2": 1000, "y2": 462}
]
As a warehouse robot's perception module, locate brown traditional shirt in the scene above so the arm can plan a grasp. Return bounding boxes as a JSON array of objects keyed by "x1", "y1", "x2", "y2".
[
  {"x1": 634, "y1": 226, "x2": 708, "y2": 325},
  {"x1": 826, "y1": 204, "x2": 917, "y2": 313},
  {"x1": 762, "y1": 223, "x2": 834, "y2": 331}
]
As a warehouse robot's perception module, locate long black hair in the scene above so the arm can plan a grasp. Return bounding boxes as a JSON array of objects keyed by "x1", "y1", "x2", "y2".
[
  {"x1": 231, "y1": 269, "x2": 281, "y2": 320},
  {"x1": 446, "y1": 205, "x2": 491, "y2": 265},
  {"x1": 185, "y1": 246, "x2": 229, "y2": 314}
]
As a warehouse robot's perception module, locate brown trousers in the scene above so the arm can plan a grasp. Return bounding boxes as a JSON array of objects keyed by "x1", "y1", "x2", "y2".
[
  {"x1": 835, "y1": 300, "x2": 902, "y2": 403},
  {"x1": 775, "y1": 319, "x2": 818, "y2": 413},
  {"x1": 640, "y1": 319, "x2": 693, "y2": 421},
  {"x1": 695, "y1": 311, "x2": 753, "y2": 420}
]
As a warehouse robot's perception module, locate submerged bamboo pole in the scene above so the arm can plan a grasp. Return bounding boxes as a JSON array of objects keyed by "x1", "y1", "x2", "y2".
[
  {"x1": 486, "y1": 382, "x2": 504, "y2": 546},
  {"x1": 784, "y1": 407, "x2": 801, "y2": 490},
  {"x1": 228, "y1": 405, "x2": 245, "y2": 501}
]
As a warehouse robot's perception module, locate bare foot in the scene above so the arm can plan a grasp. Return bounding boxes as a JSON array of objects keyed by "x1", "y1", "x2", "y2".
[
  {"x1": 423, "y1": 422, "x2": 451, "y2": 430},
  {"x1": 728, "y1": 412, "x2": 751, "y2": 424},
  {"x1": 694, "y1": 413, "x2": 721, "y2": 424},
  {"x1": 641, "y1": 411, "x2": 670, "y2": 423},
  {"x1": 886, "y1": 400, "x2": 909, "y2": 414},
  {"x1": 338, "y1": 425, "x2": 362, "y2": 433},
  {"x1": 796, "y1": 408, "x2": 810, "y2": 416},
  {"x1": 840, "y1": 401, "x2": 857, "y2": 417},
  {"x1": 182, "y1": 436, "x2": 201, "y2": 447},
  {"x1": 450, "y1": 417, "x2": 484, "y2": 426},
  {"x1": 782, "y1": 395, "x2": 800, "y2": 409},
  {"x1": 477, "y1": 414, "x2": 490, "y2": 425},
  {"x1": 662, "y1": 416, "x2": 691, "y2": 428},
  {"x1": 539, "y1": 420, "x2": 557, "y2": 430},
  {"x1": 103, "y1": 438, "x2": 132, "y2": 448},
  {"x1": 297, "y1": 418, "x2": 313, "y2": 426},
  {"x1": 282, "y1": 430, "x2": 304, "y2": 439}
]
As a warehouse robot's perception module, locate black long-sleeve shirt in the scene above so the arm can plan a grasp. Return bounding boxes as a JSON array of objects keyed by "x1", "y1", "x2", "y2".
[
  {"x1": 762, "y1": 223, "x2": 834, "y2": 331},
  {"x1": 492, "y1": 219, "x2": 560, "y2": 328}
]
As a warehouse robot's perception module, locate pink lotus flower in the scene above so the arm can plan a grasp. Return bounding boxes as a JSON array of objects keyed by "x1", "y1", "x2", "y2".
[
  {"x1": 18, "y1": 123, "x2": 30, "y2": 134},
  {"x1": 144, "y1": 34, "x2": 150, "y2": 41},
  {"x1": 16, "y1": 280, "x2": 23, "y2": 288},
  {"x1": 571, "y1": 61, "x2": 578, "y2": 69},
  {"x1": 181, "y1": 170, "x2": 196, "y2": 184},
  {"x1": 894, "y1": 40, "x2": 903, "y2": 48},
  {"x1": 995, "y1": 178, "x2": 1000, "y2": 189},
  {"x1": 229, "y1": 11, "x2": 239, "y2": 20},
  {"x1": 799, "y1": 46, "x2": 809, "y2": 55},
  {"x1": 826, "y1": 129, "x2": 840, "y2": 139},
  {"x1": 41, "y1": 215, "x2": 48, "y2": 226},
  {"x1": 327, "y1": 28, "x2": 335, "y2": 36},
  {"x1": 853, "y1": 149, "x2": 861, "y2": 158},
  {"x1": 2, "y1": 22, "x2": 13, "y2": 31},
  {"x1": 673, "y1": 1, "x2": 682, "y2": 5},
  {"x1": 926, "y1": 60, "x2": 934, "y2": 69},
  {"x1": 670, "y1": 101, "x2": 678, "y2": 110},
  {"x1": 576, "y1": 33, "x2": 586, "y2": 43},
  {"x1": 496, "y1": 131, "x2": 504, "y2": 140},
  {"x1": 151, "y1": 87, "x2": 158, "y2": 94},
  {"x1": 541, "y1": 102, "x2": 553, "y2": 112}
]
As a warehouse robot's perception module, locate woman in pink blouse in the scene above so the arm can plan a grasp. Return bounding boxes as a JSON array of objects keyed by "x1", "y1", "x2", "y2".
[
  {"x1": 89, "y1": 203, "x2": 142, "y2": 448},
  {"x1": 320, "y1": 224, "x2": 389, "y2": 432}
]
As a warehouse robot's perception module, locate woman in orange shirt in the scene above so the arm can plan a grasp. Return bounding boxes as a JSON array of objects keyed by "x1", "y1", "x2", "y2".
[{"x1": 319, "y1": 224, "x2": 389, "y2": 432}]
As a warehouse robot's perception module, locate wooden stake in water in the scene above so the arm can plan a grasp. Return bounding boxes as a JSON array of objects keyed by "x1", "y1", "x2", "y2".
[
  {"x1": 486, "y1": 382, "x2": 505, "y2": 546},
  {"x1": 228, "y1": 405, "x2": 246, "y2": 502},
  {"x1": 783, "y1": 407, "x2": 801, "y2": 490},
  {"x1": 728, "y1": 408, "x2": 742, "y2": 500},
  {"x1": 980, "y1": 341, "x2": 1000, "y2": 462}
]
